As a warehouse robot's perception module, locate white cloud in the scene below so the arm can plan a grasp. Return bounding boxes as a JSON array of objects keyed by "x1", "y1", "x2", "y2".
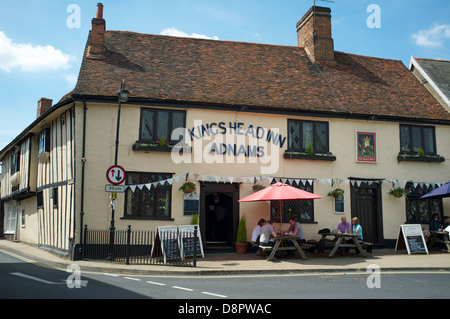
[
  {"x1": 160, "y1": 27, "x2": 219, "y2": 41},
  {"x1": 412, "y1": 24, "x2": 450, "y2": 47},
  {"x1": 0, "y1": 31, "x2": 72, "y2": 72}
]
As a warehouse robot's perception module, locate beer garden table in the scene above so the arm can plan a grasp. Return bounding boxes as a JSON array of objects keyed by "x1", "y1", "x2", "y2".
[
  {"x1": 321, "y1": 232, "x2": 367, "y2": 258},
  {"x1": 428, "y1": 231, "x2": 450, "y2": 252},
  {"x1": 264, "y1": 235, "x2": 308, "y2": 261}
]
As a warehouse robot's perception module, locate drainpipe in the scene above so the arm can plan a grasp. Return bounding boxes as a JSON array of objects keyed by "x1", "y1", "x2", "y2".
[{"x1": 78, "y1": 96, "x2": 87, "y2": 257}]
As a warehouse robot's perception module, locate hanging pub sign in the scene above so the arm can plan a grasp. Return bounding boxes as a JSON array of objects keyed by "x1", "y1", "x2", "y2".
[
  {"x1": 395, "y1": 224, "x2": 428, "y2": 255},
  {"x1": 356, "y1": 131, "x2": 377, "y2": 163}
]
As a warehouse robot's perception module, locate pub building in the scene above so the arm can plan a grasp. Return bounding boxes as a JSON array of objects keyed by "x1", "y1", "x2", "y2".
[{"x1": 1, "y1": 4, "x2": 450, "y2": 259}]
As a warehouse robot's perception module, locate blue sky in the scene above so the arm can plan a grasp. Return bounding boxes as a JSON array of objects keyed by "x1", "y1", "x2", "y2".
[{"x1": 0, "y1": 0, "x2": 449, "y2": 150}]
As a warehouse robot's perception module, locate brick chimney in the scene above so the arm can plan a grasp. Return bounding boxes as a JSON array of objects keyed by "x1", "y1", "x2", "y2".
[
  {"x1": 297, "y1": 6, "x2": 334, "y2": 64},
  {"x1": 87, "y1": 3, "x2": 106, "y2": 60},
  {"x1": 37, "y1": 98, "x2": 53, "y2": 118}
]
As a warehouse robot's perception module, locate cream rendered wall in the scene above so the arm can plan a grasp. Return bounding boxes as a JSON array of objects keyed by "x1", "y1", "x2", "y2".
[{"x1": 81, "y1": 102, "x2": 450, "y2": 243}]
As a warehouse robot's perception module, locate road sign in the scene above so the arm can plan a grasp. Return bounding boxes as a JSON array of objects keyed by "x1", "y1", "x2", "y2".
[
  {"x1": 106, "y1": 165, "x2": 126, "y2": 185},
  {"x1": 105, "y1": 185, "x2": 125, "y2": 193}
]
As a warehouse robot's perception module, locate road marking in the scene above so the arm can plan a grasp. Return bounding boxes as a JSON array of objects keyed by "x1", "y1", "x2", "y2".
[
  {"x1": 202, "y1": 291, "x2": 228, "y2": 298},
  {"x1": 147, "y1": 281, "x2": 166, "y2": 286},
  {"x1": 11, "y1": 272, "x2": 61, "y2": 285},
  {"x1": 124, "y1": 277, "x2": 141, "y2": 281},
  {"x1": 172, "y1": 285, "x2": 194, "y2": 291}
]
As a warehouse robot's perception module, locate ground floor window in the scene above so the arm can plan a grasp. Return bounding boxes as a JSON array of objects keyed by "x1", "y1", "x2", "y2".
[
  {"x1": 124, "y1": 172, "x2": 173, "y2": 219},
  {"x1": 405, "y1": 182, "x2": 443, "y2": 224},
  {"x1": 270, "y1": 180, "x2": 314, "y2": 223}
]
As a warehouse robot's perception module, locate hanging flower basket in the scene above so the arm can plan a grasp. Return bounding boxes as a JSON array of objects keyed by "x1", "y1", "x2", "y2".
[
  {"x1": 252, "y1": 184, "x2": 265, "y2": 192},
  {"x1": 179, "y1": 182, "x2": 196, "y2": 193},
  {"x1": 327, "y1": 188, "x2": 344, "y2": 201},
  {"x1": 389, "y1": 187, "x2": 406, "y2": 198}
]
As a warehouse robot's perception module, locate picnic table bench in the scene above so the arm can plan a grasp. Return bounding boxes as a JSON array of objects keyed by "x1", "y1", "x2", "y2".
[{"x1": 256, "y1": 235, "x2": 310, "y2": 261}]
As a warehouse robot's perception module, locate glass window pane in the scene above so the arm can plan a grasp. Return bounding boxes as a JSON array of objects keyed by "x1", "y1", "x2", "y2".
[
  {"x1": 156, "y1": 111, "x2": 169, "y2": 141},
  {"x1": 423, "y1": 127, "x2": 435, "y2": 154},
  {"x1": 171, "y1": 112, "x2": 185, "y2": 143},
  {"x1": 302, "y1": 122, "x2": 313, "y2": 151},
  {"x1": 400, "y1": 126, "x2": 410, "y2": 153},
  {"x1": 288, "y1": 121, "x2": 301, "y2": 151},
  {"x1": 141, "y1": 110, "x2": 155, "y2": 142},
  {"x1": 411, "y1": 126, "x2": 422, "y2": 153},
  {"x1": 315, "y1": 123, "x2": 328, "y2": 153}
]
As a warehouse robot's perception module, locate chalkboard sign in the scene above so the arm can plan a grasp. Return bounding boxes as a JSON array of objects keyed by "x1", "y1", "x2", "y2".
[
  {"x1": 156, "y1": 226, "x2": 181, "y2": 264},
  {"x1": 179, "y1": 225, "x2": 204, "y2": 258},
  {"x1": 395, "y1": 224, "x2": 428, "y2": 255}
]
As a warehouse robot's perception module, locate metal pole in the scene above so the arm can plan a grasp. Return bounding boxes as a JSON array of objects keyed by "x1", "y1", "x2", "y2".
[{"x1": 193, "y1": 226, "x2": 198, "y2": 267}]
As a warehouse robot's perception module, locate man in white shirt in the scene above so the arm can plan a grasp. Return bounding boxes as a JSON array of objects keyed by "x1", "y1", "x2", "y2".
[{"x1": 259, "y1": 220, "x2": 277, "y2": 247}]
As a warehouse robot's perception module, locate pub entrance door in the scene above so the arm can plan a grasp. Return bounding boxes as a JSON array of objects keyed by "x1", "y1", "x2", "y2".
[
  {"x1": 200, "y1": 182, "x2": 240, "y2": 249},
  {"x1": 350, "y1": 180, "x2": 384, "y2": 245}
]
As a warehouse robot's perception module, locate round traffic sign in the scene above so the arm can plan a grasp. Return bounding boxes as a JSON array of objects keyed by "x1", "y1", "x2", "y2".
[{"x1": 106, "y1": 165, "x2": 126, "y2": 185}]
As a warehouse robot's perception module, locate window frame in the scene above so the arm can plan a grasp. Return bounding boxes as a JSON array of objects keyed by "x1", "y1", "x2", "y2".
[
  {"x1": 405, "y1": 182, "x2": 443, "y2": 224},
  {"x1": 399, "y1": 124, "x2": 437, "y2": 155},
  {"x1": 38, "y1": 128, "x2": 50, "y2": 154},
  {"x1": 123, "y1": 172, "x2": 173, "y2": 220},
  {"x1": 287, "y1": 119, "x2": 330, "y2": 154},
  {"x1": 138, "y1": 108, "x2": 186, "y2": 145},
  {"x1": 270, "y1": 180, "x2": 315, "y2": 223}
]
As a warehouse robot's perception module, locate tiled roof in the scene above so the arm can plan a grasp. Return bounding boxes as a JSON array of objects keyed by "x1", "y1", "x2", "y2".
[
  {"x1": 71, "y1": 30, "x2": 450, "y2": 122},
  {"x1": 412, "y1": 57, "x2": 450, "y2": 107}
]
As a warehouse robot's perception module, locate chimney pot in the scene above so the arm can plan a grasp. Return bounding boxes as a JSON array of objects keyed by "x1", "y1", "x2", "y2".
[
  {"x1": 96, "y1": 3, "x2": 103, "y2": 19},
  {"x1": 37, "y1": 98, "x2": 53, "y2": 118}
]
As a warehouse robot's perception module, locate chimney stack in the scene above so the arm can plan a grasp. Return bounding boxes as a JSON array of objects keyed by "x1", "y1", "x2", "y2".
[
  {"x1": 37, "y1": 98, "x2": 53, "y2": 118},
  {"x1": 87, "y1": 3, "x2": 106, "y2": 60},
  {"x1": 297, "y1": 6, "x2": 335, "y2": 64}
]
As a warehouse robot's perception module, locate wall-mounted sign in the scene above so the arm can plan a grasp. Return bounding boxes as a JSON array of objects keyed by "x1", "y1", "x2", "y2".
[{"x1": 356, "y1": 131, "x2": 377, "y2": 163}]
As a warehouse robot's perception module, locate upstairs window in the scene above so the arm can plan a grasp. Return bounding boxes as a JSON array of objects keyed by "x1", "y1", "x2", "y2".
[
  {"x1": 38, "y1": 128, "x2": 50, "y2": 154},
  {"x1": 288, "y1": 120, "x2": 329, "y2": 154},
  {"x1": 400, "y1": 124, "x2": 436, "y2": 155},
  {"x1": 10, "y1": 150, "x2": 20, "y2": 175},
  {"x1": 139, "y1": 108, "x2": 186, "y2": 145}
]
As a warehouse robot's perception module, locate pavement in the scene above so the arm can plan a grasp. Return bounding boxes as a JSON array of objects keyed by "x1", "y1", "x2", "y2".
[{"x1": 0, "y1": 239, "x2": 449, "y2": 276}]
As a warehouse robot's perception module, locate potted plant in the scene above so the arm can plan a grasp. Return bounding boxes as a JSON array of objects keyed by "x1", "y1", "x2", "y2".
[
  {"x1": 179, "y1": 181, "x2": 196, "y2": 193},
  {"x1": 235, "y1": 215, "x2": 248, "y2": 254},
  {"x1": 327, "y1": 188, "x2": 344, "y2": 201},
  {"x1": 389, "y1": 187, "x2": 406, "y2": 198},
  {"x1": 190, "y1": 214, "x2": 199, "y2": 225}
]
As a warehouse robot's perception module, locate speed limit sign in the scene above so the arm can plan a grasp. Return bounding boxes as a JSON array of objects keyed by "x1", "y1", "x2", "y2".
[{"x1": 106, "y1": 165, "x2": 126, "y2": 185}]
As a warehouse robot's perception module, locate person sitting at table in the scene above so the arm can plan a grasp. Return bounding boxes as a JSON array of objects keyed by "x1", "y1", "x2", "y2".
[
  {"x1": 285, "y1": 218, "x2": 306, "y2": 257},
  {"x1": 317, "y1": 216, "x2": 351, "y2": 253},
  {"x1": 345, "y1": 217, "x2": 370, "y2": 253},
  {"x1": 429, "y1": 213, "x2": 442, "y2": 232},
  {"x1": 259, "y1": 220, "x2": 277, "y2": 248},
  {"x1": 251, "y1": 218, "x2": 267, "y2": 244}
]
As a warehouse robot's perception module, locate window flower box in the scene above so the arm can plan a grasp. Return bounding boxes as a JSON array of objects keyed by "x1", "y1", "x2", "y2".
[
  {"x1": 283, "y1": 151, "x2": 336, "y2": 161},
  {"x1": 397, "y1": 153, "x2": 444, "y2": 163}
]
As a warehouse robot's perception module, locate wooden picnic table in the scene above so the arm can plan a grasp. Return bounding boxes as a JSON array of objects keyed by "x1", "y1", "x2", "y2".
[
  {"x1": 321, "y1": 232, "x2": 367, "y2": 258},
  {"x1": 261, "y1": 235, "x2": 308, "y2": 261},
  {"x1": 428, "y1": 231, "x2": 450, "y2": 252}
]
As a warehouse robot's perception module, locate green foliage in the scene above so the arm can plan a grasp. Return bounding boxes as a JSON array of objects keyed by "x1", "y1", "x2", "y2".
[{"x1": 236, "y1": 215, "x2": 248, "y2": 243}]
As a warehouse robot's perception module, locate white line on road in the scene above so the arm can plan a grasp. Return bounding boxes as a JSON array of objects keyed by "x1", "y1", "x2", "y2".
[
  {"x1": 124, "y1": 277, "x2": 141, "y2": 281},
  {"x1": 11, "y1": 272, "x2": 60, "y2": 285},
  {"x1": 147, "y1": 281, "x2": 166, "y2": 286},
  {"x1": 172, "y1": 285, "x2": 194, "y2": 291},
  {"x1": 201, "y1": 291, "x2": 228, "y2": 298}
]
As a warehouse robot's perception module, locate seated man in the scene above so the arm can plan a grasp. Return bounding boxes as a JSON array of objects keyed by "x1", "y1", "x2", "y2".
[
  {"x1": 259, "y1": 220, "x2": 277, "y2": 247},
  {"x1": 285, "y1": 218, "x2": 306, "y2": 257},
  {"x1": 317, "y1": 216, "x2": 351, "y2": 253}
]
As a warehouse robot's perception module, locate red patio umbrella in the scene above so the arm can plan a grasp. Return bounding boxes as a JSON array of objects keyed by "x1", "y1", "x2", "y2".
[{"x1": 238, "y1": 182, "x2": 322, "y2": 227}]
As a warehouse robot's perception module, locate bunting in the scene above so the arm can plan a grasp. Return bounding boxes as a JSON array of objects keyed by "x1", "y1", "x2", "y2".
[{"x1": 118, "y1": 172, "x2": 446, "y2": 193}]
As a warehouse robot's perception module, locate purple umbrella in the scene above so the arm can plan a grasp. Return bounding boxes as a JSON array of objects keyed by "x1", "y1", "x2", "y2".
[{"x1": 420, "y1": 182, "x2": 450, "y2": 199}]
